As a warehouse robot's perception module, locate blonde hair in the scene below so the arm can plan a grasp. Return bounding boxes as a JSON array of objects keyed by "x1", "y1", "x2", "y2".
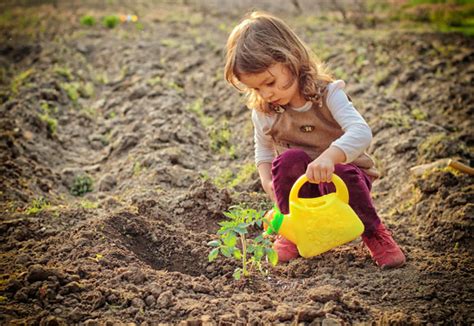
[{"x1": 224, "y1": 11, "x2": 333, "y2": 113}]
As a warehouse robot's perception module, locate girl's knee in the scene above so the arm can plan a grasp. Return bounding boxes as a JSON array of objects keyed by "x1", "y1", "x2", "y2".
[
  {"x1": 273, "y1": 149, "x2": 310, "y2": 168},
  {"x1": 272, "y1": 149, "x2": 311, "y2": 176},
  {"x1": 334, "y1": 164, "x2": 364, "y2": 185}
]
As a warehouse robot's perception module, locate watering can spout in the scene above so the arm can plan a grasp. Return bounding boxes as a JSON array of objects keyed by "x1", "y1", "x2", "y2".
[{"x1": 263, "y1": 207, "x2": 297, "y2": 244}]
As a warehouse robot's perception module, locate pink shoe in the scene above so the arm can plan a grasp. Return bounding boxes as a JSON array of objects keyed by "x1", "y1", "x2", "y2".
[
  {"x1": 362, "y1": 222, "x2": 406, "y2": 269},
  {"x1": 274, "y1": 236, "x2": 300, "y2": 262}
]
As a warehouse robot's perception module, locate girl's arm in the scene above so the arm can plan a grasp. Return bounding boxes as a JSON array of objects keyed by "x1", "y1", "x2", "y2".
[
  {"x1": 307, "y1": 80, "x2": 372, "y2": 183},
  {"x1": 258, "y1": 162, "x2": 276, "y2": 202},
  {"x1": 252, "y1": 110, "x2": 276, "y2": 201}
]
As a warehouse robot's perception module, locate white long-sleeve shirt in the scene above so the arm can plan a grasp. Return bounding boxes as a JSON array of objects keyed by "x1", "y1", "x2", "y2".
[{"x1": 252, "y1": 80, "x2": 372, "y2": 166}]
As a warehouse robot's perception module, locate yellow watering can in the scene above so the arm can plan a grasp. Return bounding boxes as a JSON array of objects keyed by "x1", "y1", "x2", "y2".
[{"x1": 263, "y1": 174, "x2": 364, "y2": 258}]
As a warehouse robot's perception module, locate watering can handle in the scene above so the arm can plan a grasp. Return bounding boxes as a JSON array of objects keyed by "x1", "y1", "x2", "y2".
[{"x1": 289, "y1": 174, "x2": 349, "y2": 204}]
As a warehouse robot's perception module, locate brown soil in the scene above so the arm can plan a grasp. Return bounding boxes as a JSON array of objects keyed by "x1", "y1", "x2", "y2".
[{"x1": 1, "y1": 1, "x2": 473, "y2": 325}]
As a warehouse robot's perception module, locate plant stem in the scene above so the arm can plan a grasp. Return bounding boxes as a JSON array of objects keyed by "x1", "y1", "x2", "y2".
[{"x1": 241, "y1": 234, "x2": 248, "y2": 276}]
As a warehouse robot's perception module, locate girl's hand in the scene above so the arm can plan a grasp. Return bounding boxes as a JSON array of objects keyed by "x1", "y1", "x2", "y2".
[
  {"x1": 266, "y1": 180, "x2": 276, "y2": 202},
  {"x1": 306, "y1": 156, "x2": 335, "y2": 184}
]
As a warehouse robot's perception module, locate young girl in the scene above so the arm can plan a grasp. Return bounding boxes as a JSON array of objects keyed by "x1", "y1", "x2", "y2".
[{"x1": 224, "y1": 12, "x2": 406, "y2": 269}]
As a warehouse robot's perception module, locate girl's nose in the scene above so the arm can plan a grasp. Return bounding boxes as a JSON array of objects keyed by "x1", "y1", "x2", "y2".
[{"x1": 261, "y1": 89, "x2": 273, "y2": 101}]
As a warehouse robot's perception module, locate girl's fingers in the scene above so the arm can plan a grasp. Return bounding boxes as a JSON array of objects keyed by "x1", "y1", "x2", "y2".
[
  {"x1": 319, "y1": 168, "x2": 327, "y2": 183},
  {"x1": 325, "y1": 170, "x2": 333, "y2": 183},
  {"x1": 306, "y1": 168, "x2": 314, "y2": 183},
  {"x1": 313, "y1": 169, "x2": 321, "y2": 184}
]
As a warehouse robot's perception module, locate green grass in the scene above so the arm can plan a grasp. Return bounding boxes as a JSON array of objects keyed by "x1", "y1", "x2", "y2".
[
  {"x1": 397, "y1": 0, "x2": 474, "y2": 36},
  {"x1": 71, "y1": 175, "x2": 94, "y2": 196},
  {"x1": 61, "y1": 82, "x2": 80, "y2": 104},
  {"x1": 80, "y1": 15, "x2": 96, "y2": 27},
  {"x1": 11, "y1": 69, "x2": 34, "y2": 95},
  {"x1": 26, "y1": 197, "x2": 50, "y2": 215},
  {"x1": 103, "y1": 15, "x2": 120, "y2": 29}
]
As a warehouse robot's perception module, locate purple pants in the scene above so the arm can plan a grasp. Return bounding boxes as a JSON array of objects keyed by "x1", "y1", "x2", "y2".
[{"x1": 272, "y1": 149, "x2": 381, "y2": 236}]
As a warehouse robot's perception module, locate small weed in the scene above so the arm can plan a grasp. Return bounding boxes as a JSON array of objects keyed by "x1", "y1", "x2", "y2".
[
  {"x1": 39, "y1": 102, "x2": 58, "y2": 135},
  {"x1": 135, "y1": 22, "x2": 144, "y2": 31},
  {"x1": 416, "y1": 133, "x2": 468, "y2": 162},
  {"x1": 208, "y1": 205, "x2": 277, "y2": 280},
  {"x1": 166, "y1": 81, "x2": 183, "y2": 93},
  {"x1": 213, "y1": 163, "x2": 257, "y2": 189},
  {"x1": 333, "y1": 67, "x2": 348, "y2": 81},
  {"x1": 39, "y1": 112, "x2": 58, "y2": 135},
  {"x1": 80, "y1": 82, "x2": 95, "y2": 98},
  {"x1": 374, "y1": 50, "x2": 390, "y2": 66},
  {"x1": 61, "y1": 82, "x2": 80, "y2": 104},
  {"x1": 133, "y1": 161, "x2": 142, "y2": 176},
  {"x1": 11, "y1": 68, "x2": 34, "y2": 95},
  {"x1": 213, "y1": 169, "x2": 234, "y2": 189},
  {"x1": 384, "y1": 79, "x2": 400, "y2": 97},
  {"x1": 80, "y1": 200, "x2": 98, "y2": 209},
  {"x1": 230, "y1": 163, "x2": 257, "y2": 188},
  {"x1": 80, "y1": 15, "x2": 96, "y2": 26},
  {"x1": 355, "y1": 51, "x2": 368, "y2": 69},
  {"x1": 382, "y1": 112, "x2": 411, "y2": 128},
  {"x1": 147, "y1": 75, "x2": 162, "y2": 87},
  {"x1": 26, "y1": 197, "x2": 50, "y2": 215},
  {"x1": 217, "y1": 22, "x2": 230, "y2": 33},
  {"x1": 103, "y1": 15, "x2": 120, "y2": 29},
  {"x1": 374, "y1": 69, "x2": 392, "y2": 86},
  {"x1": 209, "y1": 122, "x2": 235, "y2": 158},
  {"x1": 71, "y1": 175, "x2": 93, "y2": 196},
  {"x1": 95, "y1": 72, "x2": 109, "y2": 85},
  {"x1": 411, "y1": 108, "x2": 427, "y2": 120},
  {"x1": 54, "y1": 66, "x2": 73, "y2": 81},
  {"x1": 160, "y1": 38, "x2": 180, "y2": 48},
  {"x1": 187, "y1": 98, "x2": 214, "y2": 127},
  {"x1": 82, "y1": 107, "x2": 98, "y2": 119}
]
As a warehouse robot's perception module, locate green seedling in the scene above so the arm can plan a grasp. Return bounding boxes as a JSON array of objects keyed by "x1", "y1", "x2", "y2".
[
  {"x1": 80, "y1": 15, "x2": 96, "y2": 26},
  {"x1": 103, "y1": 15, "x2": 120, "y2": 29},
  {"x1": 26, "y1": 197, "x2": 50, "y2": 215},
  {"x1": 61, "y1": 82, "x2": 80, "y2": 104},
  {"x1": 208, "y1": 205, "x2": 278, "y2": 280},
  {"x1": 11, "y1": 68, "x2": 34, "y2": 95},
  {"x1": 80, "y1": 200, "x2": 98, "y2": 209},
  {"x1": 70, "y1": 175, "x2": 93, "y2": 196}
]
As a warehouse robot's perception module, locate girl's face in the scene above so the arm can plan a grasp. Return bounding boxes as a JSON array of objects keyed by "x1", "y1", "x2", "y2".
[{"x1": 239, "y1": 63, "x2": 306, "y2": 108}]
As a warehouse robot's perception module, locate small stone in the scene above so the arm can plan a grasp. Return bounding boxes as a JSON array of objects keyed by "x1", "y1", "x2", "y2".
[
  {"x1": 84, "y1": 319, "x2": 100, "y2": 326},
  {"x1": 98, "y1": 174, "x2": 117, "y2": 192},
  {"x1": 144, "y1": 295, "x2": 156, "y2": 307},
  {"x1": 14, "y1": 288, "x2": 29, "y2": 302},
  {"x1": 296, "y1": 305, "x2": 325, "y2": 322},
  {"x1": 63, "y1": 281, "x2": 83, "y2": 294},
  {"x1": 192, "y1": 283, "x2": 211, "y2": 294},
  {"x1": 322, "y1": 317, "x2": 342, "y2": 326},
  {"x1": 131, "y1": 297, "x2": 145, "y2": 308},
  {"x1": 235, "y1": 304, "x2": 248, "y2": 319},
  {"x1": 308, "y1": 285, "x2": 342, "y2": 303},
  {"x1": 157, "y1": 291, "x2": 173, "y2": 308},
  {"x1": 69, "y1": 307, "x2": 83, "y2": 322},
  {"x1": 323, "y1": 301, "x2": 337, "y2": 314},
  {"x1": 129, "y1": 85, "x2": 149, "y2": 101},
  {"x1": 15, "y1": 254, "x2": 31, "y2": 265},
  {"x1": 27, "y1": 264, "x2": 54, "y2": 282},
  {"x1": 219, "y1": 314, "x2": 236, "y2": 322}
]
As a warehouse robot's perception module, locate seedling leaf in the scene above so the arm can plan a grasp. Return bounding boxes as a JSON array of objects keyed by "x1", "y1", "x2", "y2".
[{"x1": 208, "y1": 248, "x2": 219, "y2": 262}]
